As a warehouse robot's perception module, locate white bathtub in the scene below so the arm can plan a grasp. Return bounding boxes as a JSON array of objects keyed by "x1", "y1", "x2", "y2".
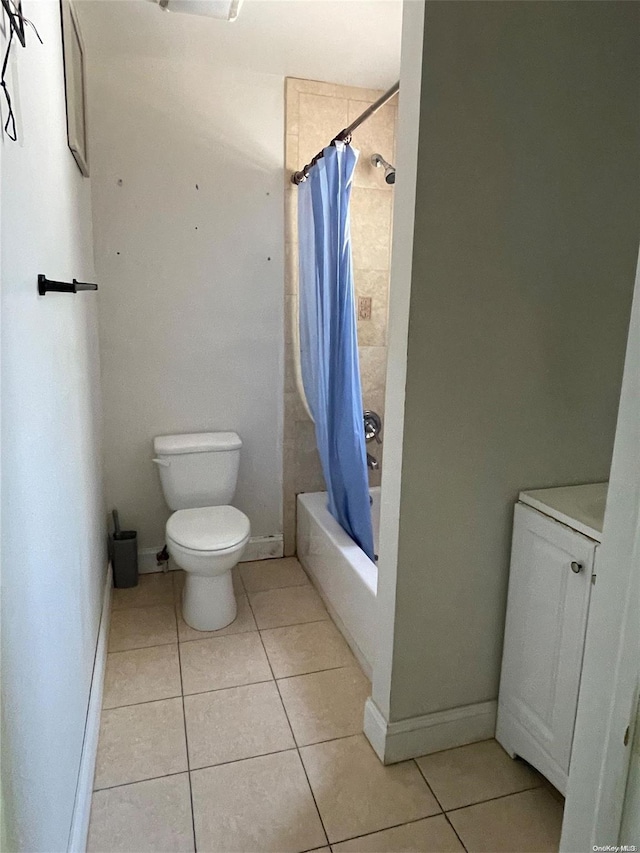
[{"x1": 296, "y1": 488, "x2": 379, "y2": 678}]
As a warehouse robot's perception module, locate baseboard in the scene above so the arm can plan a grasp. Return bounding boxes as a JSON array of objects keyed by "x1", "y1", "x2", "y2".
[
  {"x1": 364, "y1": 697, "x2": 497, "y2": 764},
  {"x1": 139, "y1": 536, "x2": 284, "y2": 574},
  {"x1": 138, "y1": 546, "x2": 166, "y2": 574},
  {"x1": 67, "y1": 567, "x2": 112, "y2": 853},
  {"x1": 239, "y1": 535, "x2": 284, "y2": 562}
]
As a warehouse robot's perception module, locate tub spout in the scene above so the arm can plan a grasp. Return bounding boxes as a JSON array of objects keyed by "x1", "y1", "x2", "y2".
[{"x1": 367, "y1": 453, "x2": 379, "y2": 471}]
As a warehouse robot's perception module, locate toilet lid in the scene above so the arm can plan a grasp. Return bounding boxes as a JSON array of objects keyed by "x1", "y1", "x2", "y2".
[{"x1": 167, "y1": 506, "x2": 250, "y2": 552}]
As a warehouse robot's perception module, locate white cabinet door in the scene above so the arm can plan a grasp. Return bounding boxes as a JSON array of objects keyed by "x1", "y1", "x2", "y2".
[{"x1": 497, "y1": 503, "x2": 595, "y2": 789}]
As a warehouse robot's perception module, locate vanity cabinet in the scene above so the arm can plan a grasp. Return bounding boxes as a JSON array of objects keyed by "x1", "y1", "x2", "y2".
[{"x1": 496, "y1": 501, "x2": 598, "y2": 795}]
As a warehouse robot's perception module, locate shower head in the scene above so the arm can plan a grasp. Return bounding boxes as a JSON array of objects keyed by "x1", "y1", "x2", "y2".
[{"x1": 371, "y1": 153, "x2": 396, "y2": 185}]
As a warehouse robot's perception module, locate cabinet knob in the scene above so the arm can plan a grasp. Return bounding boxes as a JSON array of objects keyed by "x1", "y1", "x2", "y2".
[{"x1": 571, "y1": 561, "x2": 583, "y2": 574}]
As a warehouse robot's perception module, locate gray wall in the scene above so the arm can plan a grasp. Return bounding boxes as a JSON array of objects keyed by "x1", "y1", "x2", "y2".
[{"x1": 389, "y1": 0, "x2": 640, "y2": 722}]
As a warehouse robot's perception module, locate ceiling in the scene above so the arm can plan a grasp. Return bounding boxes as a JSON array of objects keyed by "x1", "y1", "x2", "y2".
[{"x1": 76, "y1": 0, "x2": 403, "y2": 90}]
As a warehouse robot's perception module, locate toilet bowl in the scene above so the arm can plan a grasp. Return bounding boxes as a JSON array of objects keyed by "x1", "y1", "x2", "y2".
[
  {"x1": 153, "y1": 431, "x2": 250, "y2": 632},
  {"x1": 166, "y1": 505, "x2": 250, "y2": 631}
]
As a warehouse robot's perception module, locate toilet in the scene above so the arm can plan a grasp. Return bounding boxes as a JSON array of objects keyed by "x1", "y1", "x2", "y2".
[{"x1": 153, "y1": 431, "x2": 250, "y2": 631}]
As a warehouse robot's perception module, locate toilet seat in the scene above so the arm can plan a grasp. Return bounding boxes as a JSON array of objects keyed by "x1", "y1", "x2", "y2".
[{"x1": 167, "y1": 505, "x2": 250, "y2": 552}]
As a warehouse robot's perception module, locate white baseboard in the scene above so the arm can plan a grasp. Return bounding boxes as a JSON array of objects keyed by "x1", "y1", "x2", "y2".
[
  {"x1": 239, "y1": 535, "x2": 284, "y2": 562},
  {"x1": 138, "y1": 536, "x2": 284, "y2": 574},
  {"x1": 138, "y1": 547, "x2": 167, "y2": 574},
  {"x1": 68, "y1": 567, "x2": 112, "y2": 853},
  {"x1": 364, "y1": 697, "x2": 497, "y2": 764}
]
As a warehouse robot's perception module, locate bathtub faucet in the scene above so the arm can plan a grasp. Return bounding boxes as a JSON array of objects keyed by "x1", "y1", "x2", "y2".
[{"x1": 367, "y1": 453, "x2": 379, "y2": 471}]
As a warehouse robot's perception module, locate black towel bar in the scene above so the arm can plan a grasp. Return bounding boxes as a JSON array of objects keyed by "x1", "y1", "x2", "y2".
[{"x1": 38, "y1": 275, "x2": 98, "y2": 296}]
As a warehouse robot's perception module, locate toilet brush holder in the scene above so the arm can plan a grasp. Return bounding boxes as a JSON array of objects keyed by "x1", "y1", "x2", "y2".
[
  {"x1": 110, "y1": 531, "x2": 139, "y2": 588},
  {"x1": 109, "y1": 509, "x2": 139, "y2": 589}
]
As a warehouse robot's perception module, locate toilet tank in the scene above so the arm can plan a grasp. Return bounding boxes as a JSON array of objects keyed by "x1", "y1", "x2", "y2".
[{"x1": 153, "y1": 432, "x2": 242, "y2": 511}]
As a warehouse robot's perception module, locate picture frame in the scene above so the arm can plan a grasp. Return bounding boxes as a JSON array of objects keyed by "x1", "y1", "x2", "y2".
[{"x1": 60, "y1": 0, "x2": 89, "y2": 177}]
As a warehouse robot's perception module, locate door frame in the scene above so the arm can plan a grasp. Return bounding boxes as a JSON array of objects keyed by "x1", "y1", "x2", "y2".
[{"x1": 561, "y1": 245, "x2": 640, "y2": 850}]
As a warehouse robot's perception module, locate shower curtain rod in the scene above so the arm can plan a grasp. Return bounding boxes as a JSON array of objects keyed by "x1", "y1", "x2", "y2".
[{"x1": 290, "y1": 80, "x2": 400, "y2": 185}]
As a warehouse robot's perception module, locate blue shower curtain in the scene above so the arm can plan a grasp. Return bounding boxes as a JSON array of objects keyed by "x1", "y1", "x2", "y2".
[{"x1": 298, "y1": 142, "x2": 375, "y2": 561}]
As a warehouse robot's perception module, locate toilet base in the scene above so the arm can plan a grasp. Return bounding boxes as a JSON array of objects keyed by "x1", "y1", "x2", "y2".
[{"x1": 182, "y1": 570, "x2": 237, "y2": 632}]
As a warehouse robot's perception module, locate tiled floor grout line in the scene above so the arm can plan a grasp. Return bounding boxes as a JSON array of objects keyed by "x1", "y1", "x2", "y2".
[
  {"x1": 176, "y1": 615, "x2": 330, "y2": 644},
  {"x1": 413, "y1": 760, "x2": 468, "y2": 852},
  {"x1": 243, "y1": 576, "x2": 332, "y2": 852},
  {"x1": 172, "y1": 575, "x2": 198, "y2": 853},
  {"x1": 256, "y1": 616, "x2": 331, "y2": 632},
  {"x1": 100, "y1": 730, "x2": 438, "y2": 793},
  {"x1": 443, "y1": 781, "x2": 545, "y2": 815},
  {"x1": 108, "y1": 639, "x2": 177, "y2": 654},
  {"x1": 105, "y1": 663, "x2": 364, "y2": 711},
  {"x1": 275, "y1": 663, "x2": 360, "y2": 681},
  {"x1": 103, "y1": 693, "x2": 184, "y2": 711},
  {"x1": 326, "y1": 812, "x2": 459, "y2": 850},
  {"x1": 106, "y1": 639, "x2": 179, "y2": 656},
  {"x1": 93, "y1": 769, "x2": 189, "y2": 793},
  {"x1": 443, "y1": 812, "x2": 468, "y2": 852}
]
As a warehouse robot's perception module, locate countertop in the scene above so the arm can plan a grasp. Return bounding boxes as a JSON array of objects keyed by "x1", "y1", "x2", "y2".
[{"x1": 519, "y1": 482, "x2": 608, "y2": 542}]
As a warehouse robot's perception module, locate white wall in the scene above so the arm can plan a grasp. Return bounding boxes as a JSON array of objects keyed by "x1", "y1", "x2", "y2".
[
  {"x1": 86, "y1": 56, "x2": 285, "y2": 549},
  {"x1": 79, "y1": 0, "x2": 402, "y2": 553},
  {"x1": 374, "y1": 0, "x2": 640, "y2": 730},
  {"x1": 0, "y1": 2, "x2": 106, "y2": 849}
]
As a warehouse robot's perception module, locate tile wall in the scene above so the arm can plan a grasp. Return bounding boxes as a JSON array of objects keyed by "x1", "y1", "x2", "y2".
[{"x1": 284, "y1": 78, "x2": 397, "y2": 554}]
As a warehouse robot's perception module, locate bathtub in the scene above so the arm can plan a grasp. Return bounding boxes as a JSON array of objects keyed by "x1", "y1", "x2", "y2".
[{"x1": 296, "y1": 487, "x2": 379, "y2": 678}]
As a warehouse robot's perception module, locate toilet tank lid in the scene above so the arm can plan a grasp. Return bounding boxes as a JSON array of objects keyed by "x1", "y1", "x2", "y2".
[{"x1": 154, "y1": 432, "x2": 242, "y2": 455}]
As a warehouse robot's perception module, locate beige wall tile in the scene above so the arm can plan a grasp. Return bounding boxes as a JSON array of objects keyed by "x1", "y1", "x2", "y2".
[
  {"x1": 284, "y1": 79, "x2": 300, "y2": 134},
  {"x1": 248, "y1": 585, "x2": 328, "y2": 630},
  {"x1": 359, "y1": 346, "x2": 388, "y2": 400},
  {"x1": 103, "y1": 645, "x2": 181, "y2": 709},
  {"x1": 298, "y1": 93, "x2": 349, "y2": 167},
  {"x1": 294, "y1": 420, "x2": 326, "y2": 493},
  {"x1": 184, "y1": 681, "x2": 294, "y2": 769},
  {"x1": 351, "y1": 188, "x2": 393, "y2": 270},
  {"x1": 300, "y1": 734, "x2": 440, "y2": 843},
  {"x1": 355, "y1": 269, "x2": 389, "y2": 347},
  {"x1": 94, "y1": 698, "x2": 187, "y2": 790},
  {"x1": 363, "y1": 390, "x2": 386, "y2": 420},
  {"x1": 285, "y1": 389, "x2": 312, "y2": 424},
  {"x1": 88, "y1": 773, "x2": 194, "y2": 853},
  {"x1": 282, "y1": 495, "x2": 296, "y2": 557},
  {"x1": 350, "y1": 102, "x2": 397, "y2": 190},
  {"x1": 191, "y1": 751, "x2": 326, "y2": 853},
  {"x1": 285, "y1": 133, "x2": 299, "y2": 174},
  {"x1": 341, "y1": 84, "x2": 391, "y2": 104}
]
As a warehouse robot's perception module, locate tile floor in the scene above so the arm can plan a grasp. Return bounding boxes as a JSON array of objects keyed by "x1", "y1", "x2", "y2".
[{"x1": 88, "y1": 558, "x2": 564, "y2": 853}]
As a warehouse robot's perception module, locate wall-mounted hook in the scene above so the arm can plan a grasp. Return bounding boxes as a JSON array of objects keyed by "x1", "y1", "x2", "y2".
[{"x1": 38, "y1": 275, "x2": 98, "y2": 296}]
